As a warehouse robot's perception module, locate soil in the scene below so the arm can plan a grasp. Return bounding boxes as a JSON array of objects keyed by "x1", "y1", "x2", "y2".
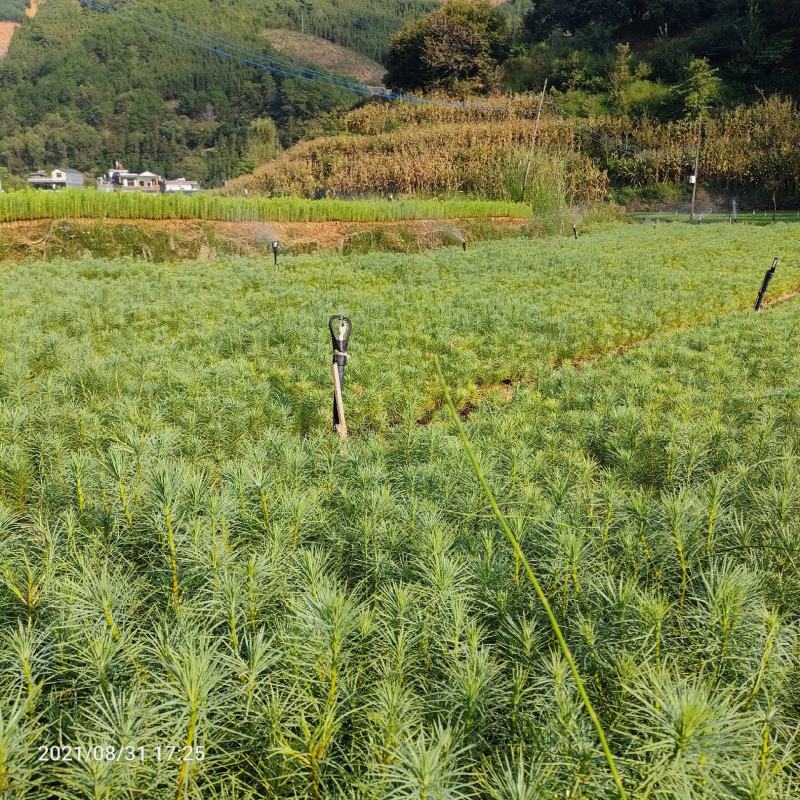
[
  {"x1": 0, "y1": 216, "x2": 531, "y2": 261},
  {"x1": 0, "y1": 21, "x2": 19, "y2": 58},
  {"x1": 0, "y1": 2, "x2": 41, "y2": 59},
  {"x1": 763, "y1": 286, "x2": 800, "y2": 308}
]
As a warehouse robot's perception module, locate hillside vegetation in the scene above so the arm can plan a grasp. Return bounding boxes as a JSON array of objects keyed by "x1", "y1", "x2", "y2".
[
  {"x1": 1, "y1": 225, "x2": 800, "y2": 798},
  {"x1": 229, "y1": 95, "x2": 800, "y2": 208},
  {"x1": 0, "y1": 0, "x2": 436, "y2": 183},
  {"x1": 3, "y1": 0, "x2": 800, "y2": 196},
  {"x1": 0, "y1": 0, "x2": 26, "y2": 21}
]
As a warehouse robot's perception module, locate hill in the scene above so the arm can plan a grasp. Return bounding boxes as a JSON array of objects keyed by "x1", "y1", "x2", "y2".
[{"x1": 0, "y1": 0, "x2": 436, "y2": 184}]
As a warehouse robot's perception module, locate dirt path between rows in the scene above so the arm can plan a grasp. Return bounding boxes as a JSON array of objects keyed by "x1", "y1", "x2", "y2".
[
  {"x1": 568, "y1": 286, "x2": 800, "y2": 372},
  {"x1": 26, "y1": 0, "x2": 41, "y2": 18},
  {"x1": 763, "y1": 287, "x2": 800, "y2": 308}
]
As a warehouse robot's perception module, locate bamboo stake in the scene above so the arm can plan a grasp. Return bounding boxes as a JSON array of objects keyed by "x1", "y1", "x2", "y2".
[
  {"x1": 521, "y1": 78, "x2": 548, "y2": 201},
  {"x1": 332, "y1": 361, "x2": 347, "y2": 440}
]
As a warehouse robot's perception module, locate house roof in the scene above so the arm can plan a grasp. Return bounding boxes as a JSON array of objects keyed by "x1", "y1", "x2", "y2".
[{"x1": 138, "y1": 171, "x2": 160, "y2": 177}]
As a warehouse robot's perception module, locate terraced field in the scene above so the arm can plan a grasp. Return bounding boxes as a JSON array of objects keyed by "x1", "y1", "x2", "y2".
[{"x1": 1, "y1": 223, "x2": 799, "y2": 799}]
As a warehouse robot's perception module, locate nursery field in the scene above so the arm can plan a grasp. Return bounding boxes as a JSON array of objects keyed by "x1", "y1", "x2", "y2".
[
  {"x1": 0, "y1": 191, "x2": 530, "y2": 225},
  {"x1": 1, "y1": 223, "x2": 800, "y2": 799}
]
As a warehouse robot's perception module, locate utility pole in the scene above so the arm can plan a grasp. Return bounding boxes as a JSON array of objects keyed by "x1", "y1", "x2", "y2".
[
  {"x1": 690, "y1": 120, "x2": 702, "y2": 222},
  {"x1": 521, "y1": 78, "x2": 548, "y2": 201}
]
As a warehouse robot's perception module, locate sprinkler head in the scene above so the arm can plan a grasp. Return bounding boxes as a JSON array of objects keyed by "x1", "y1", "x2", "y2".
[
  {"x1": 271, "y1": 240, "x2": 279, "y2": 253},
  {"x1": 329, "y1": 315, "x2": 352, "y2": 363},
  {"x1": 462, "y1": 240, "x2": 467, "y2": 252}
]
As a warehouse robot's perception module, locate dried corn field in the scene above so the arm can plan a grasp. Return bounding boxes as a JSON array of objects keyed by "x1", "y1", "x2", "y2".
[{"x1": 231, "y1": 96, "x2": 800, "y2": 205}]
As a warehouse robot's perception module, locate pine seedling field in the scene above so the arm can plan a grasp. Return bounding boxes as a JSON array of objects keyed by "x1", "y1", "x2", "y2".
[{"x1": 0, "y1": 224, "x2": 799, "y2": 799}]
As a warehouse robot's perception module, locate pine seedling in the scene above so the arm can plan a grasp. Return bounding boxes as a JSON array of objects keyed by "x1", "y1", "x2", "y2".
[
  {"x1": 434, "y1": 356, "x2": 629, "y2": 800},
  {"x1": 384, "y1": 724, "x2": 470, "y2": 800}
]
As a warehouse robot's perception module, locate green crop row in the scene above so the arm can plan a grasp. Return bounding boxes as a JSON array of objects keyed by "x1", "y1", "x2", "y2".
[
  {"x1": 0, "y1": 190, "x2": 532, "y2": 224},
  {"x1": 0, "y1": 224, "x2": 799, "y2": 799}
]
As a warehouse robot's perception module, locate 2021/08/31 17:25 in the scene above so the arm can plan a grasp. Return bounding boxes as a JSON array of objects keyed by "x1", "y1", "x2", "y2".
[{"x1": 38, "y1": 744, "x2": 206, "y2": 762}]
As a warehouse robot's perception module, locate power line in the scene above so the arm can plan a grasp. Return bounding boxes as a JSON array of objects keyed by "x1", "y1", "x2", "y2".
[{"x1": 79, "y1": 0, "x2": 531, "y2": 113}]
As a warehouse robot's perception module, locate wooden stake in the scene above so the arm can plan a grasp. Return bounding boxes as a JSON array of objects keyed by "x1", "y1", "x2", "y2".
[{"x1": 332, "y1": 361, "x2": 347, "y2": 440}]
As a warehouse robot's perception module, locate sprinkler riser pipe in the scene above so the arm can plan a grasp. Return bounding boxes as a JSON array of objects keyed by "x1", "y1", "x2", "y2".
[
  {"x1": 333, "y1": 361, "x2": 345, "y2": 429},
  {"x1": 328, "y1": 315, "x2": 352, "y2": 435},
  {"x1": 754, "y1": 258, "x2": 779, "y2": 311}
]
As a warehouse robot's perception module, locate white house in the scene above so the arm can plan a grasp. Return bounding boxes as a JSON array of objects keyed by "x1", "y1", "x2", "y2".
[
  {"x1": 97, "y1": 163, "x2": 162, "y2": 192},
  {"x1": 28, "y1": 168, "x2": 85, "y2": 190},
  {"x1": 161, "y1": 178, "x2": 200, "y2": 194}
]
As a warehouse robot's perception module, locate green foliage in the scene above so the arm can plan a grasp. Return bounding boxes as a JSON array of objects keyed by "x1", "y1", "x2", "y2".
[
  {"x1": 609, "y1": 43, "x2": 635, "y2": 112},
  {"x1": 616, "y1": 78, "x2": 675, "y2": 119},
  {"x1": 242, "y1": 118, "x2": 282, "y2": 173},
  {"x1": 681, "y1": 57, "x2": 723, "y2": 119},
  {"x1": 384, "y1": 0, "x2": 511, "y2": 93},
  {"x1": 516, "y1": 0, "x2": 800, "y2": 104},
  {"x1": 0, "y1": 0, "x2": 25, "y2": 22},
  {"x1": 1, "y1": 224, "x2": 800, "y2": 797}
]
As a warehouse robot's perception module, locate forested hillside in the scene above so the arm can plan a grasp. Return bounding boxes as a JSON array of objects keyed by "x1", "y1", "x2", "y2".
[
  {"x1": 0, "y1": 0, "x2": 437, "y2": 184},
  {"x1": 510, "y1": 0, "x2": 800, "y2": 104},
  {"x1": 2, "y1": 0, "x2": 799, "y2": 189}
]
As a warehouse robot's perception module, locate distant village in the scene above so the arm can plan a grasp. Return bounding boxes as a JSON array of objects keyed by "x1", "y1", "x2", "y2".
[{"x1": 24, "y1": 163, "x2": 200, "y2": 193}]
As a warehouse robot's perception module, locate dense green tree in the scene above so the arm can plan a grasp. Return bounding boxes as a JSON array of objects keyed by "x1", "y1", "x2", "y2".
[
  {"x1": 524, "y1": 0, "x2": 718, "y2": 40},
  {"x1": 385, "y1": 0, "x2": 511, "y2": 93},
  {"x1": 681, "y1": 57, "x2": 722, "y2": 119}
]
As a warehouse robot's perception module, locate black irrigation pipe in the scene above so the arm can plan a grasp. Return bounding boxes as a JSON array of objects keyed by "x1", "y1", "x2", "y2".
[{"x1": 754, "y1": 258, "x2": 779, "y2": 311}]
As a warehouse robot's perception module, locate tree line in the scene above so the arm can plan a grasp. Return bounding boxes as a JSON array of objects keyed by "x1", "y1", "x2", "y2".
[{"x1": 385, "y1": 0, "x2": 800, "y2": 114}]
